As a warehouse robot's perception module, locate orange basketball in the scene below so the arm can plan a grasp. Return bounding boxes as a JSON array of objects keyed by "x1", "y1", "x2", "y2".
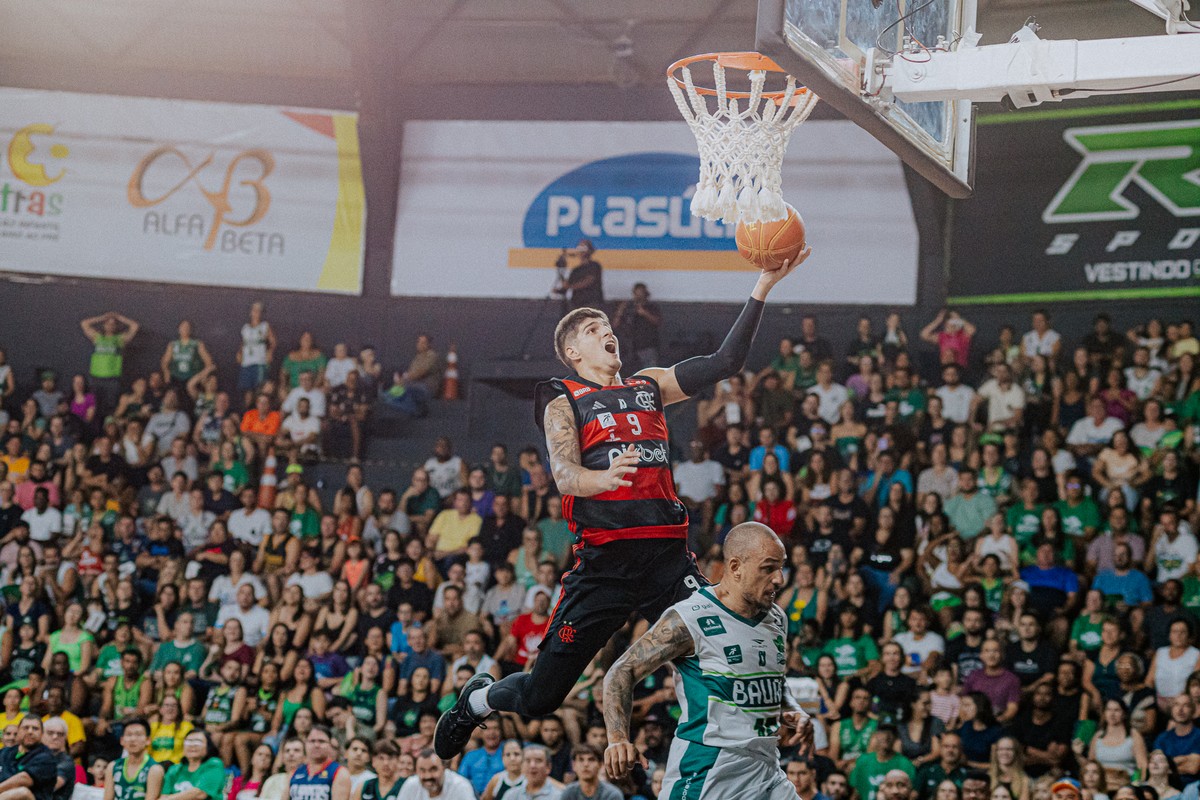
[{"x1": 735, "y1": 204, "x2": 806, "y2": 271}]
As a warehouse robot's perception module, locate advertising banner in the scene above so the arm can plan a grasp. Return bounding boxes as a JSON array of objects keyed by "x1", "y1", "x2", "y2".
[
  {"x1": 948, "y1": 100, "x2": 1200, "y2": 305},
  {"x1": 391, "y1": 120, "x2": 918, "y2": 304},
  {"x1": 0, "y1": 88, "x2": 365, "y2": 293}
]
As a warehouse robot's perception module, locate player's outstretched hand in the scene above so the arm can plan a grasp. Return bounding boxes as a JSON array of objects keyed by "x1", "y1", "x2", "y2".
[
  {"x1": 767, "y1": 247, "x2": 812, "y2": 282},
  {"x1": 752, "y1": 246, "x2": 813, "y2": 299},
  {"x1": 605, "y1": 741, "x2": 640, "y2": 779},
  {"x1": 600, "y1": 445, "x2": 639, "y2": 492},
  {"x1": 781, "y1": 711, "x2": 815, "y2": 755}
]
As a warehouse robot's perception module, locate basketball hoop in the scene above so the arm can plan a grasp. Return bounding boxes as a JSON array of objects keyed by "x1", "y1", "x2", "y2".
[{"x1": 667, "y1": 52, "x2": 818, "y2": 224}]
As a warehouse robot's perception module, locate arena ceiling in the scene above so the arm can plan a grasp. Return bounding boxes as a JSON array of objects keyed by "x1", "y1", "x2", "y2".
[{"x1": 0, "y1": 0, "x2": 1166, "y2": 91}]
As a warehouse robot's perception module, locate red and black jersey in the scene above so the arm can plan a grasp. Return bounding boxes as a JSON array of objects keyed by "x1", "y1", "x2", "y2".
[{"x1": 536, "y1": 375, "x2": 688, "y2": 547}]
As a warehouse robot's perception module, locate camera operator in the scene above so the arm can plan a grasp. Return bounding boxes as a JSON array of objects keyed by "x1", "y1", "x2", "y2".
[
  {"x1": 553, "y1": 238, "x2": 604, "y2": 310},
  {"x1": 614, "y1": 282, "x2": 662, "y2": 371}
]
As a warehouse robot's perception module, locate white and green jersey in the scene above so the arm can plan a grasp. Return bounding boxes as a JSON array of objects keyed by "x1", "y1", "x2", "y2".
[{"x1": 670, "y1": 586, "x2": 788, "y2": 757}]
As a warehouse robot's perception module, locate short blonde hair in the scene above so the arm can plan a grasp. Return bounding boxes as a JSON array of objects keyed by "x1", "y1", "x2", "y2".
[{"x1": 554, "y1": 308, "x2": 609, "y2": 369}]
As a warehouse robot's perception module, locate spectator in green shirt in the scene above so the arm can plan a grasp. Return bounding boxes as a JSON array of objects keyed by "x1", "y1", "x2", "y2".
[
  {"x1": 280, "y1": 332, "x2": 328, "y2": 390},
  {"x1": 944, "y1": 470, "x2": 997, "y2": 540},
  {"x1": 1007, "y1": 479, "x2": 1044, "y2": 553},
  {"x1": 80, "y1": 311, "x2": 139, "y2": 415},
  {"x1": 886, "y1": 367, "x2": 927, "y2": 422},
  {"x1": 400, "y1": 468, "x2": 442, "y2": 535},
  {"x1": 1054, "y1": 475, "x2": 1101, "y2": 540},
  {"x1": 93, "y1": 622, "x2": 135, "y2": 682},
  {"x1": 161, "y1": 730, "x2": 226, "y2": 800},
  {"x1": 831, "y1": 688, "x2": 879, "y2": 771},
  {"x1": 794, "y1": 349, "x2": 818, "y2": 392},
  {"x1": 1069, "y1": 590, "x2": 1107, "y2": 657},
  {"x1": 151, "y1": 614, "x2": 207, "y2": 680},
  {"x1": 1182, "y1": 558, "x2": 1200, "y2": 616},
  {"x1": 849, "y1": 727, "x2": 916, "y2": 800},
  {"x1": 822, "y1": 606, "x2": 880, "y2": 679},
  {"x1": 213, "y1": 442, "x2": 250, "y2": 494},
  {"x1": 290, "y1": 491, "x2": 321, "y2": 541},
  {"x1": 160, "y1": 320, "x2": 215, "y2": 393},
  {"x1": 1174, "y1": 386, "x2": 1200, "y2": 426},
  {"x1": 765, "y1": 337, "x2": 802, "y2": 390}
]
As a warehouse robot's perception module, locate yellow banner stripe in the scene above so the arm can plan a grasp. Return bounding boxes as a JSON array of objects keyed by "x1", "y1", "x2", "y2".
[
  {"x1": 508, "y1": 247, "x2": 754, "y2": 272},
  {"x1": 317, "y1": 113, "x2": 366, "y2": 293}
]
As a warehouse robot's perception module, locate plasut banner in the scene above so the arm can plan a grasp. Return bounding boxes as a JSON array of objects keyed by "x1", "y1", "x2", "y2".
[
  {"x1": 948, "y1": 100, "x2": 1200, "y2": 305},
  {"x1": 391, "y1": 120, "x2": 918, "y2": 303},
  {"x1": 0, "y1": 88, "x2": 365, "y2": 293}
]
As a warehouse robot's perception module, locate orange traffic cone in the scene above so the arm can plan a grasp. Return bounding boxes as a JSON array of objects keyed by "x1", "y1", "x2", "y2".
[
  {"x1": 258, "y1": 449, "x2": 278, "y2": 509},
  {"x1": 443, "y1": 345, "x2": 460, "y2": 400}
]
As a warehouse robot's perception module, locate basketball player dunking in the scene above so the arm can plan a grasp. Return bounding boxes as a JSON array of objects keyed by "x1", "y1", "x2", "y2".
[{"x1": 435, "y1": 251, "x2": 810, "y2": 759}]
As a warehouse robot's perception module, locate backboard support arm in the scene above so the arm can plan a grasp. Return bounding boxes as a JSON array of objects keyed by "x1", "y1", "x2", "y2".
[{"x1": 871, "y1": 31, "x2": 1200, "y2": 108}]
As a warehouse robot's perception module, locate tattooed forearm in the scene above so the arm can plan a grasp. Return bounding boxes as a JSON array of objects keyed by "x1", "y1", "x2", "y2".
[
  {"x1": 603, "y1": 610, "x2": 694, "y2": 743},
  {"x1": 603, "y1": 665, "x2": 637, "y2": 745},
  {"x1": 544, "y1": 396, "x2": 596, "y2": 497}
]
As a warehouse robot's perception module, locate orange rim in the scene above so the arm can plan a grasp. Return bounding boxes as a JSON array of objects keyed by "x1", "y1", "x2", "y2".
[{"x1": 667, "y1": 51, "x2": 809, "y2": 101}]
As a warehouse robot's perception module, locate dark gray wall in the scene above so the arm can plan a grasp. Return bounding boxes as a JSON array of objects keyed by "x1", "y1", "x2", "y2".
[{"x1": 2, "y1": 272, "x2": 1185, "y2": 405}]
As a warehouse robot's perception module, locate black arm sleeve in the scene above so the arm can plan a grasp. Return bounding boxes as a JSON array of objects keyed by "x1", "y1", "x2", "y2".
[{"x1": 673, "y1": 297, "x2": 765, "y2": 398}]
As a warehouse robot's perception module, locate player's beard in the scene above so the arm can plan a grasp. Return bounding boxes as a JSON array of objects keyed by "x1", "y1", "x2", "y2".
[{"x1": 744, "y1": 587, "x2": 777, "y2": 615}]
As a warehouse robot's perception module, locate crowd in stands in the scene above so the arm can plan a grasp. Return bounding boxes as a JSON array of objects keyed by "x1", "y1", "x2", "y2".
[{"x1": 0, "y1": 298, "x2": 1195, "y2": 800}]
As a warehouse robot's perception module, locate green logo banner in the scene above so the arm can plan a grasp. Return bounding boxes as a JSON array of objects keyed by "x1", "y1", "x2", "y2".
[
  {"x1": 948, "y1": 103, "x2": 1200, "y2": 305},
  {"x1": 1044, "y1": 120, "x2": 1200, "y2": 223}
]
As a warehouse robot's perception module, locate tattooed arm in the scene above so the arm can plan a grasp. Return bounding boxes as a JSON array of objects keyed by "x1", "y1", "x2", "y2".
[
  {"x1": 544, "y1": 395, "x2": 641, "y2": 497},
  {"x1": 603, "y1": 609, "x2": 695, "y2": 778}
]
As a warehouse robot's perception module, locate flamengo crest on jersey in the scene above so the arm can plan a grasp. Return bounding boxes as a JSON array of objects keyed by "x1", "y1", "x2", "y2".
[
  {"x1": 540, "y1": 375, "x2": 688, "y2": 546},
  {"x1": 669, "y1": 587, "x2": 788, "y2": 758}
]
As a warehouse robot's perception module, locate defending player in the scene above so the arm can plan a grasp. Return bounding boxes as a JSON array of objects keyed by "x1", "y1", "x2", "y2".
[
  {"x1": 603, "y1": 522, "x2": 813, "y2": 799},
  {"x1": 436, "y1": 254, "x2": 809, "y2": 759},
  {"x1": 105, "y1": 719, "x2": 164, "y2": 800}
]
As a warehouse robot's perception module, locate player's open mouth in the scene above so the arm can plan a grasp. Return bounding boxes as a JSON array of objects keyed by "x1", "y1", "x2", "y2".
[{"x1": 604, "y1": 342, "x2": 617, "y2": 354}]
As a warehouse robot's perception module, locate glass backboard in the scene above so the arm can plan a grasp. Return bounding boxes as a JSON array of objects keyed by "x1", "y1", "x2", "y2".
[{"x1": 757, "y1": 0, "x2": 976, "y2": 198}]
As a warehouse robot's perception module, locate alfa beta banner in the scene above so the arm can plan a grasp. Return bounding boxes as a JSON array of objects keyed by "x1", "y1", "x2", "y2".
[
  {"x1": 948, "y1": 100, "x2": 1200, "y2": 304},
  {"x1": 0, "y1": 88, "x2": 365, "y2": 293},
  {"x1": 391, "y1": 120, "x2": 918, "y2": 303}
]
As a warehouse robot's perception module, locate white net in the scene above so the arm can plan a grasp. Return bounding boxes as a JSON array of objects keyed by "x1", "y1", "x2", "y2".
[{"x1": 668, "y1": 58, "x2": 818, "y2": 224}]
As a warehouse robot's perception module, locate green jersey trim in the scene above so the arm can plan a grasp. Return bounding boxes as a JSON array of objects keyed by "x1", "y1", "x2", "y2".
[
  {"x1": 668, "y1": 740, "x2": 718, "y2": 800},
  {"x1": 697, "y1": 587, "x2": 767, "y2": 628},
  {"x1": 707, "y1": 697, "x2": 779, "y2": 712},
  {"x1": 700, "y1": 669, "x2": 780, "y2": 679}
]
